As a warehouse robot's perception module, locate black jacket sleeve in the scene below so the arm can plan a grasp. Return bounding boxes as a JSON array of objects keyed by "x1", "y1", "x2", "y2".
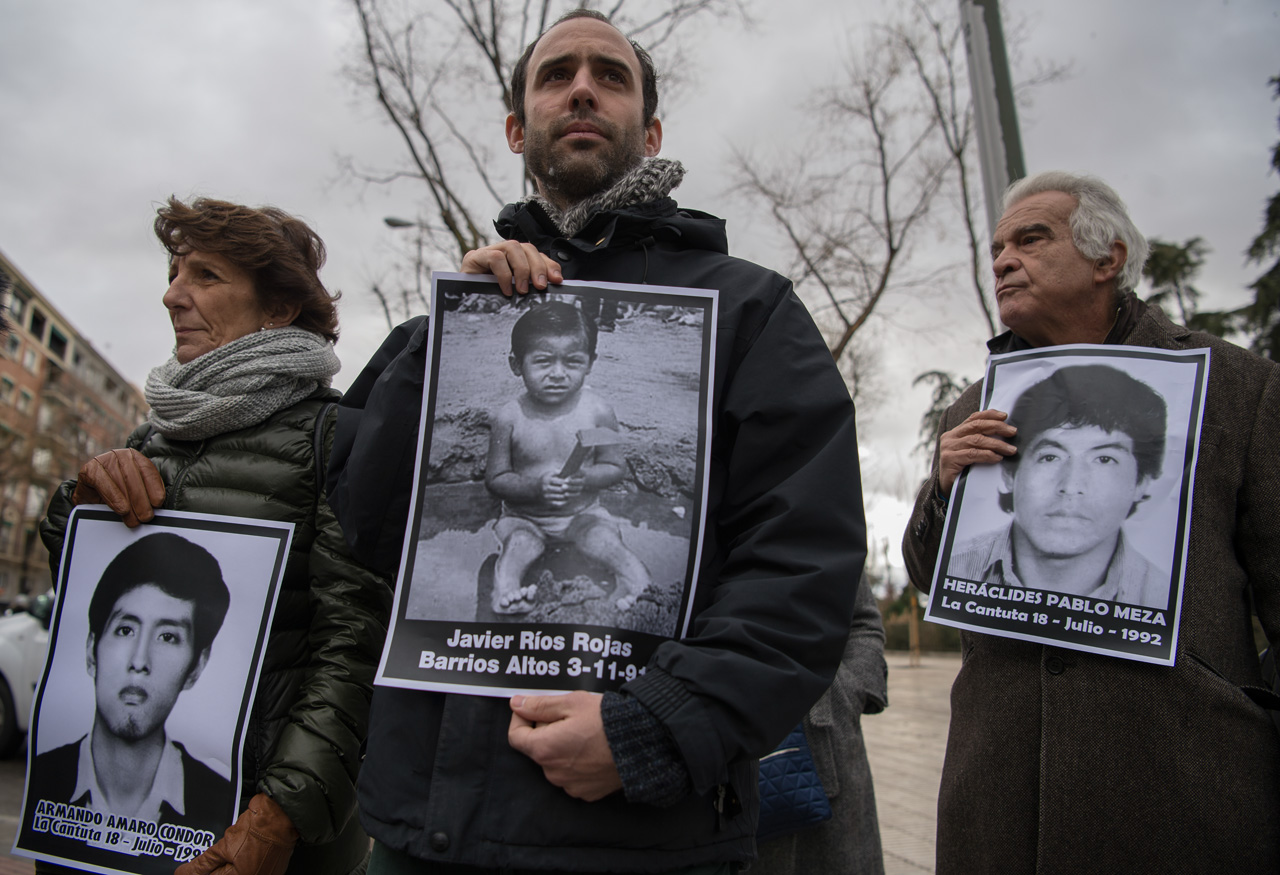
[
  {"x1": 624, "y1": 286, "x2": 867, "y2": 794},
  {"x1": 326, "y1": 317, "x2": 429, "y2": 575}
]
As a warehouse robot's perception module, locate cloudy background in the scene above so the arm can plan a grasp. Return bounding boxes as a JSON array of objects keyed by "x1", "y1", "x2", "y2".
[{"x1": 1, "y1": 0, "x2": 1276, "y2": 587}]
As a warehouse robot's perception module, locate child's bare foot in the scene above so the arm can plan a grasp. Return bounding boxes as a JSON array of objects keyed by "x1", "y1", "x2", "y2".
[
  {"x1": 615, "y1": 582, "x2": 650, "y2": 611},
  {"x1": 493, "y1": 583, "x2": 538, "y2": 615}
]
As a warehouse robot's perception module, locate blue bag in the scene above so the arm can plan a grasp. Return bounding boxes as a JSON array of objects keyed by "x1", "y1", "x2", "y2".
[{"x1": 756, "y1": 724, "x2": 833, "y2": 841}]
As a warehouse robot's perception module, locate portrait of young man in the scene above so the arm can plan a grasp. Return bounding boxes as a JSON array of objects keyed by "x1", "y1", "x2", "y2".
[
  {"x1": 26, "y1": 531, "x2": 233, "y2": 835},
  {"x1": 947, "y1": 363, "x2": 1170, "y2": 609}
]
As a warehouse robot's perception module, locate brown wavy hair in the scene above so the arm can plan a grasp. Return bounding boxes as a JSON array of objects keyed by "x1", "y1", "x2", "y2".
[{"x1": 154, "y1": 196, "x2": 340, "y2": 343}]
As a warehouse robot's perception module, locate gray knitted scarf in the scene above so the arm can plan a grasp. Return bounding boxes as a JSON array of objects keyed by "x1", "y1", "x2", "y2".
[
  {"x1": 145, "y1": 327, "x2": 340, "y2": 440},
  {"x1": 527, "y1": 157, "x2": 686, "y2": 238}
]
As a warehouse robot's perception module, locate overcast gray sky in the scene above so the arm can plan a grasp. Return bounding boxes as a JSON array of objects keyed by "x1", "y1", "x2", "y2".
[{"x1": 1, "y1": 0, "x2": 1276, "y2": 578}]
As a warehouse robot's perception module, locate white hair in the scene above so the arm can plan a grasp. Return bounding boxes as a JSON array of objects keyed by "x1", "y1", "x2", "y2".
[{"x1": 1002, "y1": 171, "x2": 1149, "y2": 295}]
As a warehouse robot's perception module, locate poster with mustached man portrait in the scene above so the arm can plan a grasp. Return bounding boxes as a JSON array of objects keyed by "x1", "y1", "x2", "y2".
[
  {"x1": 14, "y1": 507, "x2": 291, "y2": 875},
  {"x1": 924, "y1": 344, "x2": 1210, "y2": 666}
]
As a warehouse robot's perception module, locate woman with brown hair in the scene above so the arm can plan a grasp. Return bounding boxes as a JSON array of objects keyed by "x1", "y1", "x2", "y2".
[{"x1": 40, "y1": 197, "x2": 391, "y2": 875}]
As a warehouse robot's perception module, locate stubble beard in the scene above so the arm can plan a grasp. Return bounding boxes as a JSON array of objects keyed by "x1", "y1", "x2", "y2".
[{"x1": 523, "y1": 111, "x2": 647, "y2": 208}]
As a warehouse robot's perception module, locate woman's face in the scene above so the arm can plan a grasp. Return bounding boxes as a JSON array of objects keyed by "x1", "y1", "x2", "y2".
[{"x1": 163, "y1": 251, "x2": 273, "y2": 364}]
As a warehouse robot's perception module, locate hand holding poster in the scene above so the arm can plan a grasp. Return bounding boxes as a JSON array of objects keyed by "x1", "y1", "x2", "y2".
[
  {"x1": 14, "y1": 508, "x2": 291, "y2": 875},
  {"x1": 374, "y1": 273, "x2": 716, "y2": 696},
  {"x1": 924, "y1": 345, "x2": 1210, "y2": 665}
]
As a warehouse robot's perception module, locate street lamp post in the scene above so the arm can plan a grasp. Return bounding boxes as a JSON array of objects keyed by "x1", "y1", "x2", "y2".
[{"x1": 383, "y1": 216, "x2": 430, "y2": 322}]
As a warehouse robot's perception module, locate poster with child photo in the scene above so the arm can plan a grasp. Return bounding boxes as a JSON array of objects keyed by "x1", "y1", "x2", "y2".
[{"x1": 375, "y1": 273, "x2": 717, "y2": 696}]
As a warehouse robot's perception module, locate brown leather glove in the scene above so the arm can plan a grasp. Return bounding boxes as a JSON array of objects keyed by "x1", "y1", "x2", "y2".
[
  {"x1": 72, "y1": 448, "x2": 166, "y2": 527},
  {"x1": 174, "y1": 793, "x2": 299, "y2": 875}
]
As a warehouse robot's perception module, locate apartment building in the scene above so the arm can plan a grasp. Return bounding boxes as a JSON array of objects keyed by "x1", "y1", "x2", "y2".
[{"x1": 0, "y1": 249, "x2": 147, "y2": 600}]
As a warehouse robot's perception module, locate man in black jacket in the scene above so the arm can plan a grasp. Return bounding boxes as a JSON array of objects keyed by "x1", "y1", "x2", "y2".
[{"x1": 328, "y1": 10, "x2": 867, "y2": 873}]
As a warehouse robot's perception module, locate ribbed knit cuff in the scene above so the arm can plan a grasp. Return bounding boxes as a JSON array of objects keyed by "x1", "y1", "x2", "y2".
[{"x1": 601, "y1": 691, "x2": 691, "y2": 807}]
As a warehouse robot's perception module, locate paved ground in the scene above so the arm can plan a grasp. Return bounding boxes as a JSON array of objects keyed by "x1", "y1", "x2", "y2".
[
  {"x1": 862, "y1": 653, "x2": 960, "y2": 874},
  {"x1": 0, "y1": 652, "x2": 960, "y2": 874},
  {"x1": 0, "y1": 753, "x2": 31, "y2": 875}
]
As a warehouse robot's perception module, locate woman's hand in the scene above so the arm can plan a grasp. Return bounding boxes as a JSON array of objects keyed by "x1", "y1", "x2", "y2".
[
  {"x1": 173, "y1": 793, "x2": 298, "y2": 875},
  {"x1": 72, "y1": 448, "x2": 165, "y2": 527}
]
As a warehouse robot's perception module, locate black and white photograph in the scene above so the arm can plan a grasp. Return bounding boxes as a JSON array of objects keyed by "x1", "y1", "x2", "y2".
[
  {"x1": 925, "y1": 345, "x2": 1211, "y2": 664},
  {"x1": 14, "y1": 508, "x2": 291, "y2": 875},
  {"x1": 375, "y1": 273, "x2": 716, "y2": 696}
]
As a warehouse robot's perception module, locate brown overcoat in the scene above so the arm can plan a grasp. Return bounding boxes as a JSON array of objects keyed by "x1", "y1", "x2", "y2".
[{"x1": 903, "y1": 297, "x2": 1280, "y2": 874}]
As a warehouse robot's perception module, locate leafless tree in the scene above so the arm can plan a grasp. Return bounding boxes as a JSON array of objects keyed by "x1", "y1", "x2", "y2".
[
  {"x1": 896, "y1": 0, "x2": 996, "y2": 337},
  {"x1": 732, "y1": 23, "x2": 950, "y2": 388},
  {"x1": 346, "y1": 0, "x2": 748, "y2": 324},
  {"x1": 734, "y1": 0, "x2": 1066, "y2": 416}
]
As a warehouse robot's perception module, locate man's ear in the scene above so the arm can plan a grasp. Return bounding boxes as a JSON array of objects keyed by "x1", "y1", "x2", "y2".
[
  {"x1": 508, "y1": 351, "x2": 522, "y2": 376},
  {"x1": 644, "y1": 117, "x2": 662, "y2": 157},
  {"x1": 182, "y1": 648, "x2": 211, "y2": 692},
  {"x1": 1001, "y1": 462, "x2": 1016, "y2": 493},
  {"x1": 86, "y1": 633, "x2": 97, "y2": 681},
  {"x1": 1126, "y1": 475, "x2": 1153, "y2": 518},
  {"x1": 506, "y1": 113, "x2": 525, "y2": 155},
  {"x1": 1094, "y1": 240, "x2": 1127, "y2": 286}
]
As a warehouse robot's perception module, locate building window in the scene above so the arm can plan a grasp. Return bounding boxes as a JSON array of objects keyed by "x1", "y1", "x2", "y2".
[
  {"x1": 31, "y1": 448, "x2": 52, "y2": 476},
  {"x1": 8, "y1": 292, "x2": 24, "y2": 323},
  {"x1": 24, "y1": 485, "x2": 47, "y2": 519},
  {"x1": 22, "y1": 348, "x2": 39, "y2": 375},
  {"x1": 4, "y1": 334, "x2": 18, "y2": 358},
  {"x1": 0, "y1": 377, "x2": 12, "y2": 403},
  {"x1": 47, "y1": 327, "x2": 68, "y2": 360},
  {"x1": 28, "y1": 308, "x2": 46, "y2": 342},
  {"x1": 16, "y1": 390, "x2": 32, "y2": 414}
]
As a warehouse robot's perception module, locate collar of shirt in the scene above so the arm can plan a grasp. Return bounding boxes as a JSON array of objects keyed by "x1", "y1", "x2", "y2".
[
  {"x1": 981, "y1": 525, "x2": 1138, "y2": 603},
  {"x1": 70, "y1": 732, "x2": 186, "y2": 821}
]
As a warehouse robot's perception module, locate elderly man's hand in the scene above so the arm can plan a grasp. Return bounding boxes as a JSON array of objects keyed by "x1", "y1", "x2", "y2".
[
  {"x1": 937, "y1": 409, "x2": 1018, "y2": 496},
  {"x1": 461, "y1": 241, "x2": 562, "y2": 297},
  {"x1": 508, "y1": 691, "x2": 622, "y2": 801},
  {"x1": 72, "y1": 448, "x2": 165, "y2": 528}
]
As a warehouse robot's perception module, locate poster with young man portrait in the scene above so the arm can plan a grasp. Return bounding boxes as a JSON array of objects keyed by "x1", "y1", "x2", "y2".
[
  {"x1": 374, "y1": 273, "x2": 716, "y2": 698},
  {"x1": 925, "y1": 345, "x2": 1210, "y2": 665},
  {"x1": 14, "y1": 508, "x2": 291, "y2": 875}
]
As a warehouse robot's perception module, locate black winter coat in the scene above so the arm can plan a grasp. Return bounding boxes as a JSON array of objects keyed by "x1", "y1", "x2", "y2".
[
  {"x1": 327, "y1": 198, "x2": 868, "y2": 871},
  {"x1": 43, "y1": 390, "x2": 393, "y2": 875}
]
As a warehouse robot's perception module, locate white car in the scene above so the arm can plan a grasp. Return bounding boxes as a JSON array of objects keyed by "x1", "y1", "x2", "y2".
[{"x1": 0, "y1": 591, "x2": 52, "y2": 757}]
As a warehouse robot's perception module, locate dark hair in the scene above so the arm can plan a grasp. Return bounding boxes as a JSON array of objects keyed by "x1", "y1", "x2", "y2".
[
  {"x1": 998, "y1": 364, "x2": 1166, "y2": 512},
  {"x1": 511, "y1": 300, "x2": 597, "y2": 361},
  {"x1": 509, "y1": 8, "x2": 660, "y2": 128},
  {"x1": 89, "y1": 533, "x2": 231, "y2": 660},
  {"x1": 154, "y1": 196, "x2": 340, "y2": 343}
]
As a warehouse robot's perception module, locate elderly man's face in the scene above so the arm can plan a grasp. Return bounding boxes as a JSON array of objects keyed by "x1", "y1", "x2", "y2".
[
  {"x1": 1004, "y1": 424, "x2": 1149, "y2": 561},
  {"x1": 990, "y1": 191, "x2": 1107, "y2": 347},
  {"x1": 87, "y1": 584, "x2": 207, "y2": 743},
  {"x1": 507, "y1": 17, "x2": 661, "y2": 207}
]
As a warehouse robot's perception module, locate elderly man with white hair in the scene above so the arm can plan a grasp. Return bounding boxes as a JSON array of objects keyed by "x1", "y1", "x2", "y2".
[{"x1": 903, "y1": 171, "x2": 1280, "y2": 875}]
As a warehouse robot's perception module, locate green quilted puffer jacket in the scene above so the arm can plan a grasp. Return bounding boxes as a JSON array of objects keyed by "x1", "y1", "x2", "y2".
[{"x1": 41, "y1": 389, "x2": 393, "y2": 875}]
